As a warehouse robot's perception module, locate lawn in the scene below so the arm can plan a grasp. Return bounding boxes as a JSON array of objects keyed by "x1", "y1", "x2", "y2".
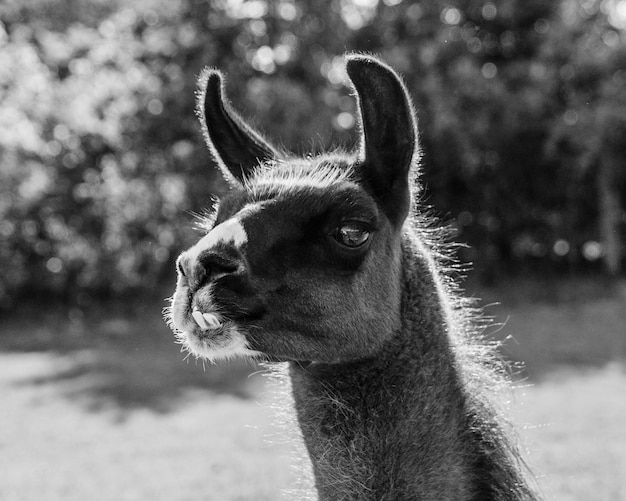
[{"x1": 1, "y1": 278, "x2": 625, "y2": 500}]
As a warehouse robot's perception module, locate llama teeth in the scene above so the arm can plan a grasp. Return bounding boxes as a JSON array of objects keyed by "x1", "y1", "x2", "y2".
[
  {"x1": 202, "y1": 313, "x2": 222, "y2": 329},
  {"x1": 192, "y1": 310, "x2": 209, "y2": 330}
]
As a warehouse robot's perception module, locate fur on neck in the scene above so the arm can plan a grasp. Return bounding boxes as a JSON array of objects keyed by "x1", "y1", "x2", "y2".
[{"x1": 288, "y1": 228, "x2": 538, "y2": 501}]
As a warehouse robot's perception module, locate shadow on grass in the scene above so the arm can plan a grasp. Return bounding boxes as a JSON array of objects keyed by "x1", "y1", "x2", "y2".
[{"x1": 1, "y1": 300, "x2": 265, "y2": 413}]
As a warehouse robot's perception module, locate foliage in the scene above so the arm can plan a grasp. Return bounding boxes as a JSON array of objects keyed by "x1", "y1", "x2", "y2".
[{"x1": 1, "y1": 0, "x2": 625, "y2": 306}]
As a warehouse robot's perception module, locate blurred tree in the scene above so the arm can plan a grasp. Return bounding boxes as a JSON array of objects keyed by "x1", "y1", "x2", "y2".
[
  {"x1": 0, "y1": 0, "x2": 624, "y2": 309},
  {"x1": 0, "y1": 0, "x2": 200, "y2": 305},
  {"x1": 543, "y1": 0, "x2": 626, "y2": 275}
]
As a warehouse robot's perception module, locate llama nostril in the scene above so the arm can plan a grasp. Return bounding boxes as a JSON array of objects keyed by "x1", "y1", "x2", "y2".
[
  {"x1": 176, "y1": 255, "x2": 189, "y2": 278},
  {"x1": 197, "y1": 250, "x2": 242, "y2": 281}
]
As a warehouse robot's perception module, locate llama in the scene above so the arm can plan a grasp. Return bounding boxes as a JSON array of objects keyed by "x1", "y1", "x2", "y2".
[{"x1": 167, "y1": 54, "x2": 538, "y2": 500}]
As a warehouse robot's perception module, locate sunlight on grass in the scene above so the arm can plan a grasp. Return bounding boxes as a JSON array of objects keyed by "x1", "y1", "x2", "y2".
[
  {"x1": 1, "y1": 352, "x2": 624, "y2": 500},
  {"x1": 518, "y1": 365, "x2": 626, "y2": 501}
]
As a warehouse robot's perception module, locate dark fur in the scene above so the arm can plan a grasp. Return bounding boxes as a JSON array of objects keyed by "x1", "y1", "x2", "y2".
[
  {"x1": 167, "y1": 54, "x2": 539, "y2": 500},
  {"x1": 290, "y1": 231, "x2": 536, "y2": 499}
]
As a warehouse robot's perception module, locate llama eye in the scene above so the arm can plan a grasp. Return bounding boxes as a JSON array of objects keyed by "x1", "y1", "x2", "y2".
[{"x1": 334, "y1": 223, "x2": 371, "y2": 248}]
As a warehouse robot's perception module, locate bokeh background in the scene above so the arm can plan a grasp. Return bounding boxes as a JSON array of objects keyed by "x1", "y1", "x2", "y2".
[{"x1": 1, "y1": 0, "x2": 625, "y2": 500}]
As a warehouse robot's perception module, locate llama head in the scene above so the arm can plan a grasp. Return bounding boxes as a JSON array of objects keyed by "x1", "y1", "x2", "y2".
[{"x1": 168, "y1": 55, "x2": 420, "y2": 363}]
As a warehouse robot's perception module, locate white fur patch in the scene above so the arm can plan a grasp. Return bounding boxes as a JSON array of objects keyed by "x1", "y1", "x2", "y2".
[
  {"x1": 177, "y1": 328, "x2": 262, "y2": 364},
  {"x1": 187, "y1": 217, "x2": 247, "y2": 262},
  {"x1": 205, "y1": 217, "x2": 247, "y2": 247},
  {"x1": 189, "y1": 203, "x2": 268, "y2": 261}
]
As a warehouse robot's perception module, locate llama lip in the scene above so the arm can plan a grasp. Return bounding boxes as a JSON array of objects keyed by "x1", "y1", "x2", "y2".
[{"x1": 191, "y1": 308, "x2": 222, "y2": 330}]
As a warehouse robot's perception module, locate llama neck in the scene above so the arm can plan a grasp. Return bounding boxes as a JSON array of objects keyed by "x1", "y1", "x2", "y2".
[
  {"x1": 289, "y1": 235, "x2": 534, "y2": 501},
  {"x1": 289, "y1": 276, "x2": 472, "y2": 499}
]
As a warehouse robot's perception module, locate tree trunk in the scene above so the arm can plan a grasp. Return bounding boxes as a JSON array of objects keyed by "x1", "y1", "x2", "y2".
[{"x1": 597, "y1": 155, "x2": 622, "y2": 276}]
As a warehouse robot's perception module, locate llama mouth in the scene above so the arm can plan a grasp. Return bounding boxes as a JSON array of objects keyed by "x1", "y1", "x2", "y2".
[{"x1": 191, "y1": 306, "x2": 222, "y2": 331}]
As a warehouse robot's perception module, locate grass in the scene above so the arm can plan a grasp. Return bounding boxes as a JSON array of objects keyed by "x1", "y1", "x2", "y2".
[
  {"x1": 476, "y1": 276, "x2": 626, "y2": 378},
  {"x1": 0, "y1": 353, "x2": 297, "y2": 500},
  {"x1": 517, "y1": 365, "x2": 626, "y2": 500},
  {"x1": 1, "y1": 278, "x2": 625, "y2": 500}
]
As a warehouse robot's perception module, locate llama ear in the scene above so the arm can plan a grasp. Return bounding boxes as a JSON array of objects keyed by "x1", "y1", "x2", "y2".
[
  {"x1": 197, "y1": 68, "x2": 279, "y2": 186},
  {"x1": 346, "y1": 55, "x2": 418, "y2": 224}
]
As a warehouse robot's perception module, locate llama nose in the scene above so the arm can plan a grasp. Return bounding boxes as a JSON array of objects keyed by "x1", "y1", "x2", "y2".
[
  {"x1": 177, "y1": 246, "x2": 245, "y2": 287},
  {"x1": 177, "y1": 249, "x2": 242, "y2": 288}
]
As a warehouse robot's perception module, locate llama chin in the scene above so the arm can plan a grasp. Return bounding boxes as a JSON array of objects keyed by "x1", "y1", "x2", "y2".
[{"x1": 175, "y1": 324, "x2": 261, "y2": 363}]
